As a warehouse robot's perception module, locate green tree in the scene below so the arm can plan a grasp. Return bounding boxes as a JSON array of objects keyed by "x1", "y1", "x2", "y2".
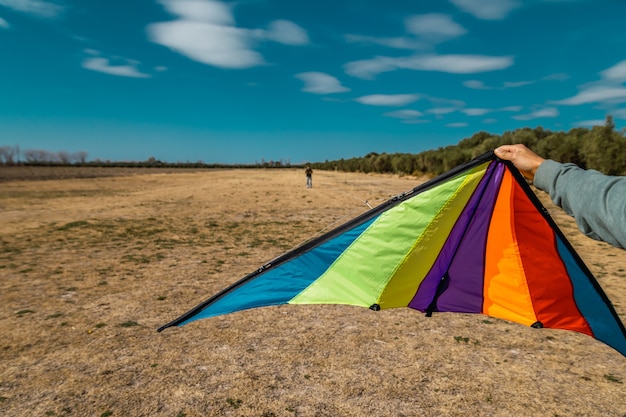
[
  {"x1": 373, "y1": 153, "x2": 392, "y2": 173},
  {"x1": 582, "y1": 115, "x2": 626, "y2": 174}
]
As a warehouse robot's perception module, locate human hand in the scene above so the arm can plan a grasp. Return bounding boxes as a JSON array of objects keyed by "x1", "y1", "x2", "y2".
[{"x1": 494, "y1": 144, "x2": 545, "y2": 181}]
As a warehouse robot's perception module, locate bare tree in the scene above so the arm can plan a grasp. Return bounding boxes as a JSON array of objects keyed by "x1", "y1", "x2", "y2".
[
  {"x1": 19, "y1": 148, "x2": 89, "y2": 164},
  {"x1": 74, "y1": 151, "x2": 88, "y2": 164},
  {"x1": 24, "y1": 149, "x2": 53, "y2": 163},
  {"x1": 0, "y1": 145, "x2": 18, "y2": 165},
  {"x1": 58, "y1": 151, "x2": 70, "y2": 164}
]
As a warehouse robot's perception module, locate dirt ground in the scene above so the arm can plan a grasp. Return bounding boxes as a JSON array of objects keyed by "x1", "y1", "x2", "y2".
[{"x1": 1, "y1": 167, "x2": 625, "y2": 417}]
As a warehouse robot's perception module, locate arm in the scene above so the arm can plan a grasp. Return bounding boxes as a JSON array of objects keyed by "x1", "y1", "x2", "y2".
[
  {"x1": 495, "y1": 144, "x2": 626, "y2": 249},
  {"x1": 533, "y1": 160, "x2": 626, "y2": 249}
]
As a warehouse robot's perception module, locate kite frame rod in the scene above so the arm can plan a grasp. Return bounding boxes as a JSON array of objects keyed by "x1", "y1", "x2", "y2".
[{"x1": 157, "y1": 151, "x2": 496, "y2": 332}]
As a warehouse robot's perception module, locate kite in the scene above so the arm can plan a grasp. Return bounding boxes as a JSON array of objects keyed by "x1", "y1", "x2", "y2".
[{"x1": 158, "y1": 151, "x2": 626, "y2": 357}]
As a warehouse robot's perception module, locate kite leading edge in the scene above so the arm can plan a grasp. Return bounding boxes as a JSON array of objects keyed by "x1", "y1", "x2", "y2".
[{"x1": 158, "y1": 151, "x2": 626, "y2": 357}]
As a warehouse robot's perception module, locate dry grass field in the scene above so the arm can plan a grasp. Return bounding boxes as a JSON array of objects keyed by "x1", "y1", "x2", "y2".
[{"x1": 1, "y1": 166, "x2": 625, "y2": 417}]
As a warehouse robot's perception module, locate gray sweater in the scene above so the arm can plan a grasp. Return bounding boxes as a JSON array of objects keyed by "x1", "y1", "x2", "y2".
[{"x1": 534, "y1": 160, "x2": 626, "y2": 249}]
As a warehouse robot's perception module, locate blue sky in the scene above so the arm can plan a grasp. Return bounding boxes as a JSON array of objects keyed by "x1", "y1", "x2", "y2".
[{"x1": 1, "y1": 0, "x2": 626, "y2": 164}]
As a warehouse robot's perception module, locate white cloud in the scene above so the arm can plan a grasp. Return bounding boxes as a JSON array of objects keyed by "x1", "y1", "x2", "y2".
[
  {"x1": 463, "y1": 108, "x2": 491, "y2": 116},
  {"x1": 383, "y1": 109, "x2": 423, "y2": 119},
  {"x1": 345, "y1": 13, "x2": 464, "y2": 52},
  {"x1": 503, "y1": 80, "x2": 533, "y2": 88},
  {"x1": 0, "y1": 0, "x2": 64, "y2": 18},
  {"x1": 447, "y1": 122, "x2": 468, "y2": 127},
  {"x1": 148, "y1": 20, "x2": 264, "y2": 68},
  {"x1": 462, "y1": 106, "x2": 522, "y2": 116},
  {"x1": 554, "y1": 86, "x2": 626, "y2": 106},
  {"x1": 572, "y1": 119, "x2": 608, "y2": 127},
  {"x1": 482, "y1": 118, "x2": 498, "y2": 124},
  {"x1": 501, "y1": 105, "x2": 522, "y2": 112},
  {"x1": 542, "y1": 73, "x2": 569, "y2": 82},
  {"x1": 158, "y1": 0, "x2": 233, "y2": 24},
  {"x1": 355, "y1": 94, "x2": 420, "y2": 106},
  {"x1": 600, "y1": 60, "x2": 626, "y2": 82},
  {"x1": 345, "y1": 54, "x2": 513, "y2": 79},
  {"x1": 464, "y1": 79, "x2": 534, "y2": 90},
  {"x1": 450, "y1": 0, "x2": 520, "y2": 20},
  {"x1": 295, "y1": 72, "x2": 349, "y2": 94},
  {"x1": 426, "y1": 107, "x2": 457, "y2": 115},
  {"x1": 82, "y1": 53, "x2": 151, "y2": 78},
  {"x1": 464, "y1": 80, "x2": 489, "y2": 90},
  {"x1": 148, "y1": 0, "x2": 308, "y2": 69},
  {"x1": 264, "y1": 20, "x2": 309, "y2": 45},
  {"x1": 427, "y1": 96, "x2": 465, "y2": 108},
  {"x1": 512, "y1": 107, "x2": 559, "y2": 120},
  {"x1": 405, "y1": 14, "x2": 466, "y2": 40},
  {"x1": 0, "y1": 16, "x2": 8, "y2": 28},
  {"x1": 344, "y1": 57, "x2": 396, "y2": 80},
  {"x1": 345, "y1": 34, "x2": 428, "y2": 50},
  {"x1": 553, "y1": 61, "x2": 626, "y2": 106},
  {"x1": 402, "y1": 119, "x2": 431, "y2": 124}
]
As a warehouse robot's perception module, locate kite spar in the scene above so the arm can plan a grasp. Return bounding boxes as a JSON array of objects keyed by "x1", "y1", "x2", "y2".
[{"x1": 158, "y1": 151, "x2": 626, "y2": 357}]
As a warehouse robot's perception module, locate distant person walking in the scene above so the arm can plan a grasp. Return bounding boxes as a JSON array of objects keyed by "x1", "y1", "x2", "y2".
[{"x1": 305, "y1": 165, "x2": 313, "y2": 188}]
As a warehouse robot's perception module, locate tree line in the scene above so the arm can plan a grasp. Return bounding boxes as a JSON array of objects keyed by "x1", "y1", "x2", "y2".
[
  {"x1": 0, "y1": 147, "x2": 88, "y2": 165},
  {"x1": 0, "y1": 147, "x2": 293, "y2": 169},
  {"x1": 2, "y1": 116, "x2": 624, "y2": 175},
  {"x1": 311, "y1": 116, "x2": 626, "y2": 176}
]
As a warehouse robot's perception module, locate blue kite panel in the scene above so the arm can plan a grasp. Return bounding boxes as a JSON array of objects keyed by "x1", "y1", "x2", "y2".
[
  {"x1": 558, "y1": 237, "x2": 626, "y2": 355},
  {"x1": 178, "y1": 216, "x2": 379, "y2": 326}
]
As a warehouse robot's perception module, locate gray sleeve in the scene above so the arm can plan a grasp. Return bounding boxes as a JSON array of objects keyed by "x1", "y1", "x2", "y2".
[{"x1": 533, "y1": 159, "x2": 626, "y2": 249}]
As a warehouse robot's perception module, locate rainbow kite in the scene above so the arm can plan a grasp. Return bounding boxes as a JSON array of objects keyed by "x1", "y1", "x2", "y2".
[{"x1": 159, "y1": 151, "x2": 626, "y2": 357}]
